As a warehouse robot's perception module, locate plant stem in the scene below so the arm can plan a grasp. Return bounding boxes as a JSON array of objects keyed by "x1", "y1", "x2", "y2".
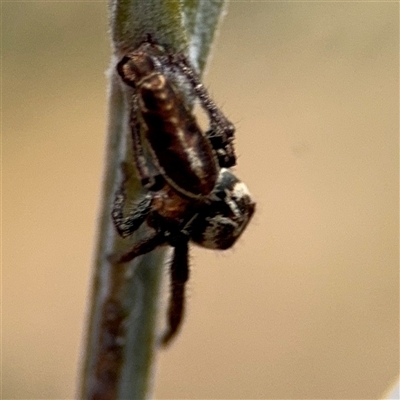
[{"x1": 79, "y1": 1, "x2": 226, "y2": 399}]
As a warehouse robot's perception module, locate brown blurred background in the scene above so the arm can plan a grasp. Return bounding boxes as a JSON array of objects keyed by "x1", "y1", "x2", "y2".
[{"x1": 3, "y1": 2, "x2": 398, "y2": 399}]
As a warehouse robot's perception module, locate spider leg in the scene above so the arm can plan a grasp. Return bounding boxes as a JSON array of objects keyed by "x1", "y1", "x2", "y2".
[
  {"x1": 165, "y1": 54, "x2": 223, "y2": 121},
  {"x1": 110, "y1": 231, "x2": 166, "y2": 264},
  {"x1": 165, "y1": 54, "x2": 231, "y2": 125},
  {"x1": 160, "y1": 239, "x2": 190, "y2": 346},
  {"x1": 111, "y1": 165, "x2": 152, "y2": 238},
  {"x1": 162, "y1": 54, "x2": 236, "y2": 167}
]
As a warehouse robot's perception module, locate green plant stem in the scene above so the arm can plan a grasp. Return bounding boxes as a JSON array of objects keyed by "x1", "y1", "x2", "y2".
[{"x1": 79, "y1": 1, "x2": 226, "y2": 399}]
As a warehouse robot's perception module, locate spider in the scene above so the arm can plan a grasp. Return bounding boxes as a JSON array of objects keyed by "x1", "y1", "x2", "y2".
[
  {"x1": 111, "y1": 164, "x2": 255, "y2": 346},
  {"x1": 112, "y1": 40, "x2": 255, "y2": 346},
  {"x1": 116, "y1": 40, "x2": 236, "y2": 200}
]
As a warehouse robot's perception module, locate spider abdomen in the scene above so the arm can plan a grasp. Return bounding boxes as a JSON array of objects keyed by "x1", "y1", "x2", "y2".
[
  {"x1": 118, "y1": 51, "x2": 218, "y2": 200},
  {"x1": 139, "y1": 74, "x2": 218, "y2": 199}
]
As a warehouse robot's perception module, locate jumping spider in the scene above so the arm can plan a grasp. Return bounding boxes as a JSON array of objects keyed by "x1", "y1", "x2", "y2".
[{"x1": 112, "y1": 40, "x2": 255, "y2": 346}]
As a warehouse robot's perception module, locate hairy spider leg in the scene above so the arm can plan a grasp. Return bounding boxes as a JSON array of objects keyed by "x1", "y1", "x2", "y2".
[
  {"x1": 160, "y1": 240, "x2": 189, "y2": 346},
  {"x1": 111, "y1": 163, "x2": 153, "y2": 238},
  {"x1": 114, "y1": 232, "x2": 166, "y2": 264},
  {"x1": 162, "y1": 53, "x2": 236, "y2": 168},
  {"x1": 111, "y1": 193, "x2": 152, "y2": 239},
  {"x1": 109, "y1": 184, "x2": 165, "y2": 263},
  {"x1": 112, "y1": 227, "x2": 190, "y2": 347}
]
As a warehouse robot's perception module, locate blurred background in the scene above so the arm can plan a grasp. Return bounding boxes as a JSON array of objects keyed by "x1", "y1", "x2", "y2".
[{"x1": 3, "y1": 2, "x2": 398, "y2": 399}]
